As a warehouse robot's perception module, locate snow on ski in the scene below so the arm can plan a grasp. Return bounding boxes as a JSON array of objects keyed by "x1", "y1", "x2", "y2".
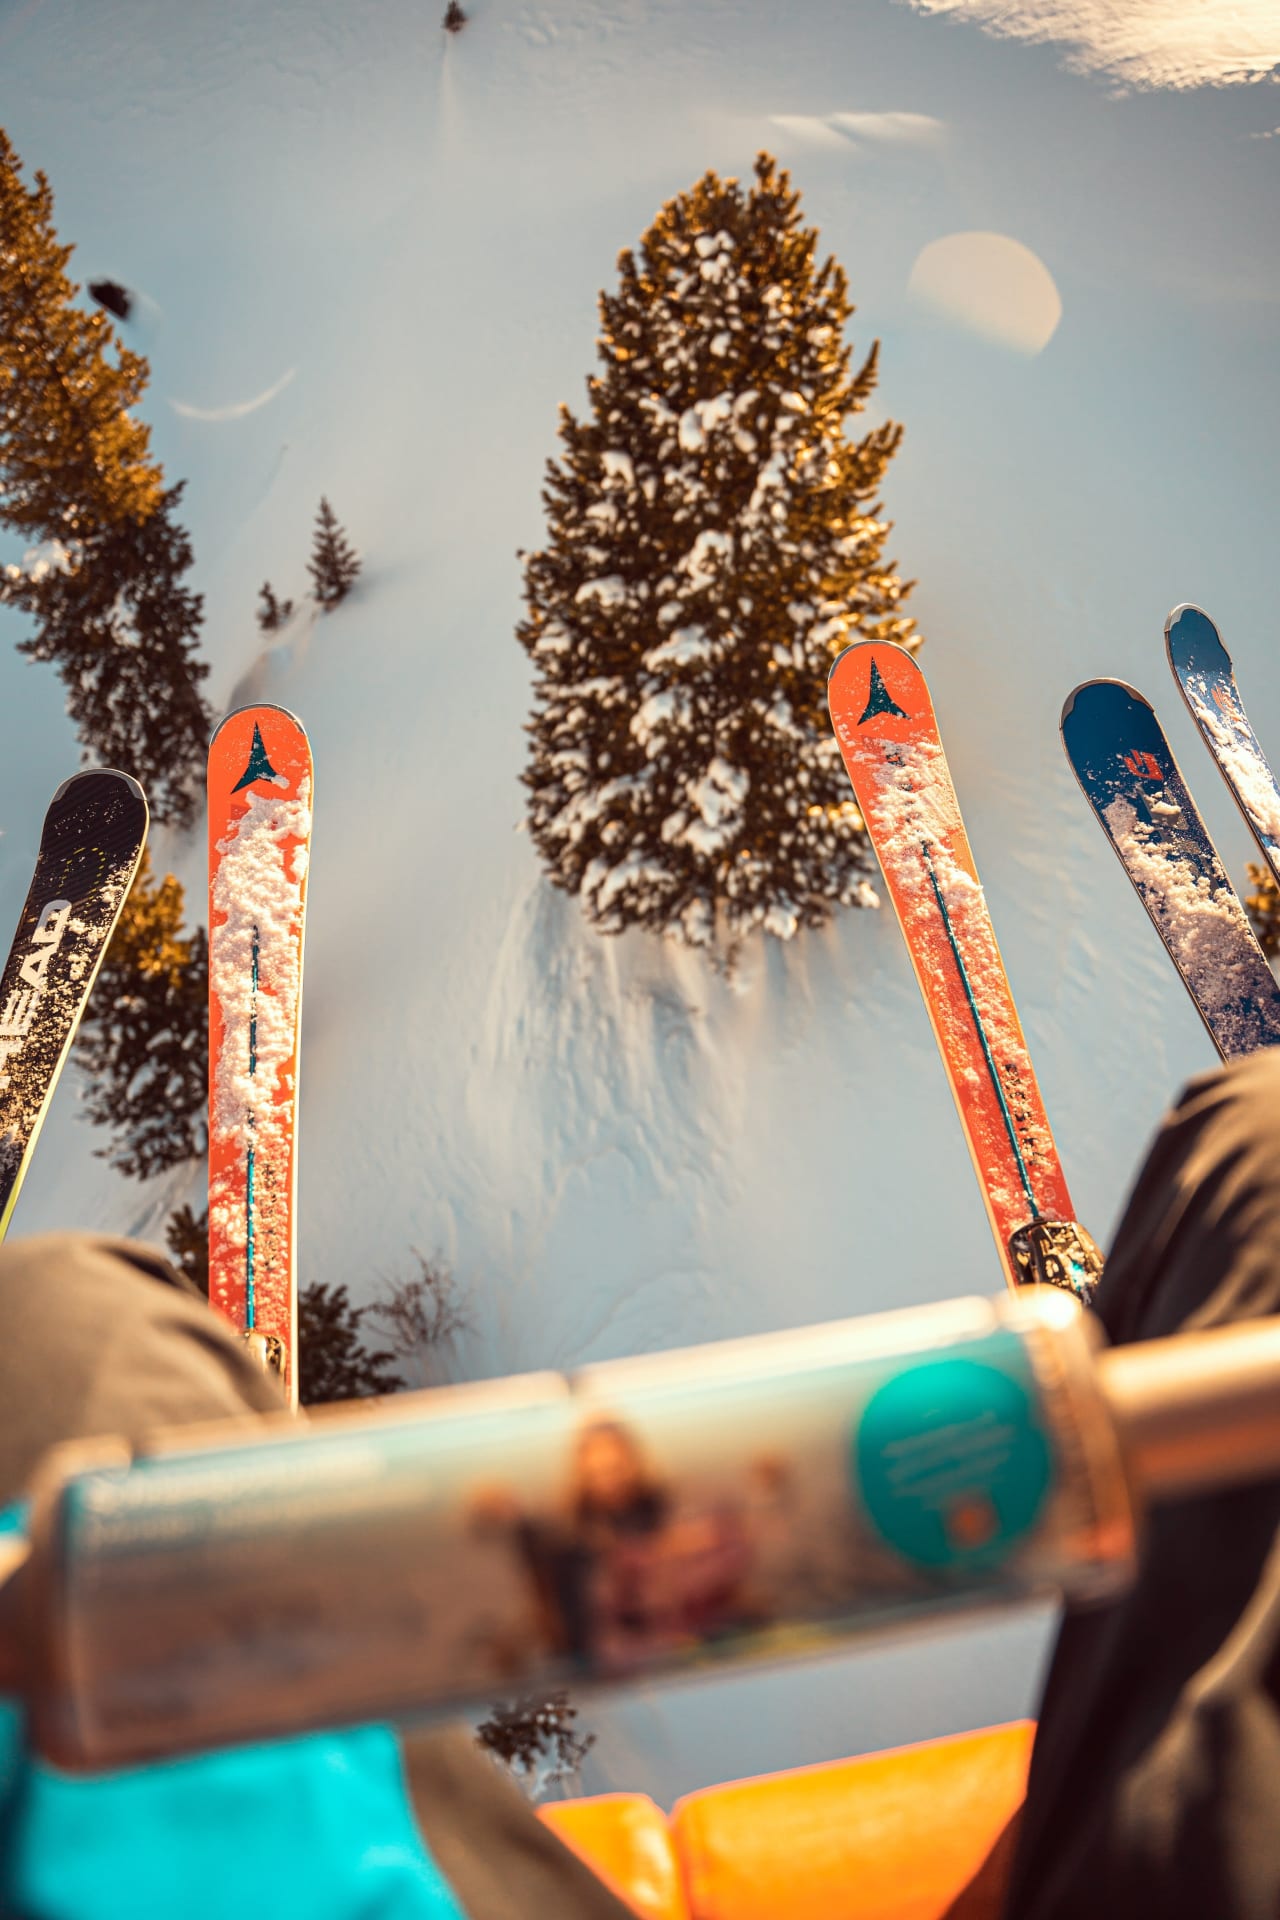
[
  {"x1": 828, "y1": 642, "x2": 1101, "y2": 1299},
  {"x1": 1061, "y1": 678, "x2": 1280, "y2": 1061},
  {"x1": 1166, "y1": 602, "x2": 1280, "y2": 887},
  {"x1": 208, "y1": 707, "x2": 312, "y2": 1406},
  {"x1": 0, "y1": 771, "x2": 148, "y2": 1239}
]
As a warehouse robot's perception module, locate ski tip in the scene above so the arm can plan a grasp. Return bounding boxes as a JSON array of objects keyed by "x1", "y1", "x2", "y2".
[
  {"x1": 1165, "y1": 601, "x2": 1211, "y2": 638},
  {"x1": 1059, "y1": 677, "x2": 1153, "y2": 736},
  {"x1": 49, "y1": 768, "x2": 149, "y2": 817},
  {"x1": 1164, "y1": 603, "x2": 1228, "y2": 673},
  {"x1": 827, "y1": 640, "x2": 871, "y2": 687},
  {"x1": 208, "y1": 703, "x2": 309, "y2": 750},
  {"x1": 827, "y1": 637, "x2": 921, "y2": 689}
]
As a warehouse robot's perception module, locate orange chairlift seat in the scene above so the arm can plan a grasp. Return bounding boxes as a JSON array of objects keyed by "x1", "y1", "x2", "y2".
[{"x1": 540, "y1": 1719, "x2": 1034, "y2": 1920}]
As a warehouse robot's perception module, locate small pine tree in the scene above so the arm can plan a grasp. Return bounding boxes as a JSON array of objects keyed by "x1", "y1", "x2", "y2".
[
  {"x1": 1247, "y1": 862, "x2": 1280, "y2": 957},
  {"x1": 297, "y1": 1281, "x2": 403, "y2": 1406},
  {"x1": 443, "y1": 2, "x2": 468, "y2": 30},
  {"x1": 307, "y1": 497, "x2": 361, "y2": 610},
  {"x1": 166, "y1": 1204, "x2": 209, "y2": 1296},
  {"x1": 256, "y1": 581, "x2": 295, "y2": 632},
  {"x1": 475, "y1": 1692, "x2": 595, "y2": 1798},
  {"x1": 518, "y1": 153, "x2": 919, "y2": 952},
  {"x1": 0, "y1": 131, "x2": 162, "y2": 538},
  {"x1": 74, "y1": 852, "x2": 208, "y2": 1177}
]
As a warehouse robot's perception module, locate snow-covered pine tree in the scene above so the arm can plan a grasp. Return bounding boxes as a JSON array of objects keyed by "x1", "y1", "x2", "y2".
[
  {"x1": 308, "y1": 496, "x2": 361, "y2": 609},
  {"x1": 0, "y1": 132, "x2": 213, "y2": 824},
  {"x1": 75, "y1": 852, "x2": 208, "y2": 1178},
  {"x1": 519, "y1": 154, "x2": 919, "y2": 951},
  {"x1": 0, "y1": 131, "x2": 161, "y2": 537}
]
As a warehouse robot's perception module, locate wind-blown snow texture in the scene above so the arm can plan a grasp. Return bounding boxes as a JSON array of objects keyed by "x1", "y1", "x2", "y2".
[{"x1": 2, "y1": 0, "x2": 1279, "y2": 1804}]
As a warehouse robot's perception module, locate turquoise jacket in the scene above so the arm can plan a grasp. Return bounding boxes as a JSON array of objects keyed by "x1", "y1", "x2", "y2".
[{"x1": 0, "y1": 1508, "x2": 466, "y2": 1920}]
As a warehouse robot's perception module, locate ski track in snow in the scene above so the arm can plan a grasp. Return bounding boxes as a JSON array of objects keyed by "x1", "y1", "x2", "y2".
[{"x1": 460, "y1": 879, "x2": 733, "y2": 1372}]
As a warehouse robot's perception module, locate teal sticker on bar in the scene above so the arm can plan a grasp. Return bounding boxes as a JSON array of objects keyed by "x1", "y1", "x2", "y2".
[{"x1": 855, "y1": 1355, "x2": 1052, "y2": 1570}]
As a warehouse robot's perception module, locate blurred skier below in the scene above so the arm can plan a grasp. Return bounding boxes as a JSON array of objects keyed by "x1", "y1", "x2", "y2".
[{"x1": 0, "y1": 1235, "x2": 635, "y2": 1920}]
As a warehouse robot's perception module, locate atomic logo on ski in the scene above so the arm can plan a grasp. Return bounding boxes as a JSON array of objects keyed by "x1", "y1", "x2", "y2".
[
  {"x1": 232, "y1": 722, "x2": 283, "y2": 793},
  {"x1": 829, "y1": 642, "x2": 1098, "y2": 1297},
  {"x1": 858, "y1": 657, "x2": 909, "y2": 725},
  {"x1": 208, "y1": 706, "x2": 312, "y2": 1406},
  {"x1": 0, "y1": 771, "x2": 148, "y2": 1239},
  {"x1": 1062, "y1": 677, "x2": 1280, "y2": 1061}
]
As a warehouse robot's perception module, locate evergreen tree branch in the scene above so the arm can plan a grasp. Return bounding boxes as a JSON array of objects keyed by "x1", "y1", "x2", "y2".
[
  {"x1": 298, "y1": 1282, "x2": 403, "y2": 1406},
  {"x1": 74, "y1": 851, "x2": 208, "y2": 1179},
  {"x1": 0, "y1": 133, "x2": 213, "y2": 824}
]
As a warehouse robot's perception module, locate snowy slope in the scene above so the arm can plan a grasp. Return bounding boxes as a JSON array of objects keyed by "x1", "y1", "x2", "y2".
[{"x1": 2, "y1": 0, "x2": 1278, "y2": 1801}]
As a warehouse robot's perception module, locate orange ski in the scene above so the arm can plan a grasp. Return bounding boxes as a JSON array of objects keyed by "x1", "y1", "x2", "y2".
[
  {"x1": 828, "y1": 642, "x2": 1099, "y2": 1297},
  {"x1": 208, "y1": 706, "x2": 312, "y2": 1403}
]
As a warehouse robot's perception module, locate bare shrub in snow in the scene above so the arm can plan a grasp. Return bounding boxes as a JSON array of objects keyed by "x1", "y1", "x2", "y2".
[
  {"x1": 518, "y1": 151, "x2": 921, "y2": 953},
  {"x1": 308, "y1": 496, "x2": 361, "y2": 609},
  {"x1": 257, "y1": 581, "x2": 295, "y2": 632},
  {"x1": 364, "y1": 1248, "x2": 472, "y2": 1383},
  {"x1": 475, "y1": 1691, "x2": 595, "y2": 1799}
]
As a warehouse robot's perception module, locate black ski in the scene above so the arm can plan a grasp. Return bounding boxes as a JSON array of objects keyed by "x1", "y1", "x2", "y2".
[{"x1": 0, "y1": 771, "x2": 148, "y2": 1237}]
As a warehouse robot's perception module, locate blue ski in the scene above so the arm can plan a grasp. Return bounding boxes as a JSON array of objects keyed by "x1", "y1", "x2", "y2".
[
  {"x1": 1061, "y1": 678, "x2": 1280, "y2": 1060},
  {"x1": 1166, "y1": 603, "x2": 1280, "y2": 887}
]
